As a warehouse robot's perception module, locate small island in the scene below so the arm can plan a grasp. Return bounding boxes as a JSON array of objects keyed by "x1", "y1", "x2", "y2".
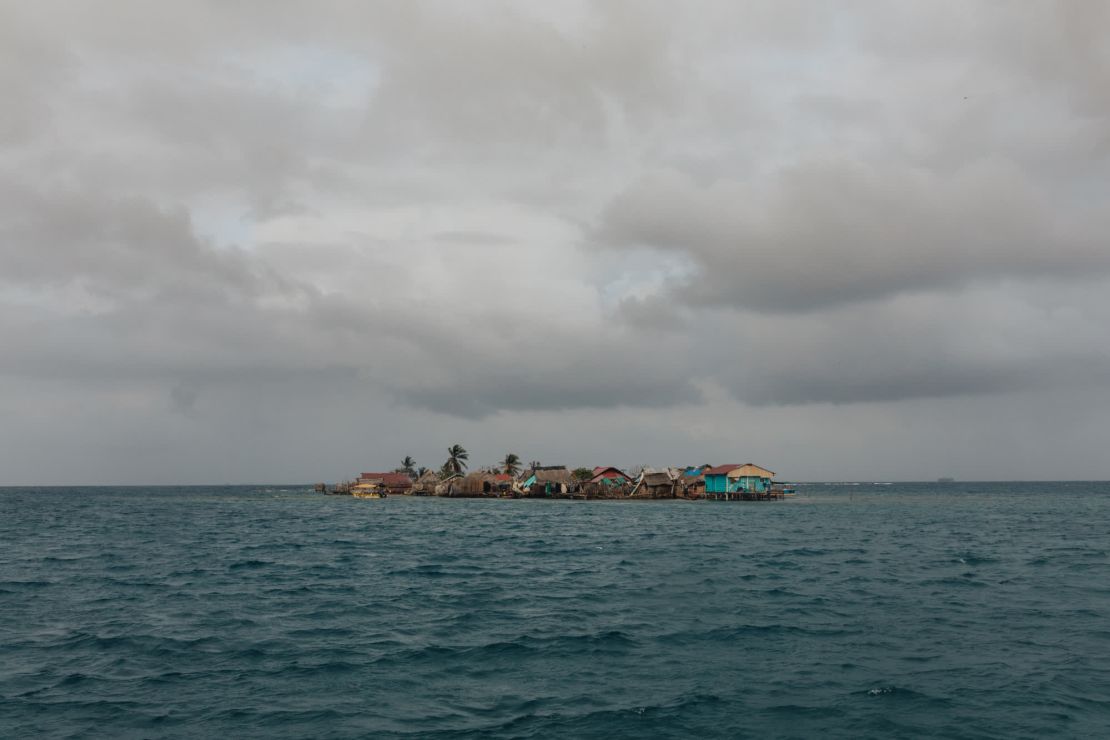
[{"x1": 317, "y1": 445, "x2": 787, "y2": 501}]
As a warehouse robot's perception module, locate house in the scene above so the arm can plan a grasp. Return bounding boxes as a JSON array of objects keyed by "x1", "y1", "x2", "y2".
[
  {"x1": 521, "y1": 466, "x2": 575, "y2": 496},
  {"x1": 704, "y1": 464, "x2": 775, "y2": 497},
  {"x1": 458, "y1": 472, "x2": 491, "y2": 496},
  {"x1": 357, "y1": 472, "x2": 413, "y2": 494},
  {"x1": 434, "y1": 473, "x2": 464, "y2": 496},
  {"x1": 588, "y1": 466, "x2": 634, "y2": 486},
  {"x1": 458, "y1": 472, "x2": 514, "y2": 496},
  {"x1": 412, "y1": 470, "x2": 439, "y2": 495},
  {"x1": 661, "y1": 468, "x2": 705, "y2": 497},
  {"x1": 638, "y1": 470, "x2": 677, "y2": 497}
]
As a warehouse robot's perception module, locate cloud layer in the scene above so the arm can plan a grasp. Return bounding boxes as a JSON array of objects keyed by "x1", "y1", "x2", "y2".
[{"x1": 1, "y1": 1, "x2": 1108, "y2": 482}]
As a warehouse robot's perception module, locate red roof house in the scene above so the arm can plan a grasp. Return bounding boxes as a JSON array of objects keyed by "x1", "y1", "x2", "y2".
[{"x1": 589, "y1": 466, "x2": 634, "y2": 485}]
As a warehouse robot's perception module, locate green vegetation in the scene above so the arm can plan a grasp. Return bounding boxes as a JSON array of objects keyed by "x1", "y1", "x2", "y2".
[{"x1": 445, "y1": 444, "x2": 469, "y2": 475}]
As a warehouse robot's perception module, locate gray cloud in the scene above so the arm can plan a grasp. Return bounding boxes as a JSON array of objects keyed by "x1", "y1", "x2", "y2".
[
  {"x1": 392, "y1": 332, "x2": 702, "y2": 418},
  {"x1": 597, "y1": 160, "x2": 1110, "y2": 313},
  {"x1": 0, "y1": 182, "x2": 262, "y2": 295},
  {"x1": 1, "y1": 1, "x2": 1108, "y2": 482},
  {"x1": 695, "y1": 284, "x2": 1110, "y2": 406}
]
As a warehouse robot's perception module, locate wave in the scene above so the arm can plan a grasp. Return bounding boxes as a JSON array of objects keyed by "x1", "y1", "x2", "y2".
[{"x1": 6, "y1": 481, "x2": 1110, "y2": 738}]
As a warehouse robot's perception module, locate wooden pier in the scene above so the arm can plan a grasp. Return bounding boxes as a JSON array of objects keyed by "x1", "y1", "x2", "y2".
[{"x1": 704, "y1": 485, "x2": 787, "y2": 501}]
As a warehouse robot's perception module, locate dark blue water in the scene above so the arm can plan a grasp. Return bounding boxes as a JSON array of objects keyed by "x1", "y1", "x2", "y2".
[{"x1": 3, "y1": 483, "x2": 1110, "y2": 738}]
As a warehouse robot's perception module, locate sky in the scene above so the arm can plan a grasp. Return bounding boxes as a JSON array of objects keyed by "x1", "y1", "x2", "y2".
[{"x1": 2, "y1": 1, "x2": 1109, "y2": 484}]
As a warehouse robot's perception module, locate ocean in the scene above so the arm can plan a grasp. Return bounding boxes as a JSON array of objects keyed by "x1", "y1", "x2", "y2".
[{"x1": 2, "y1": 483, "x2": 1109, "y2": 738}]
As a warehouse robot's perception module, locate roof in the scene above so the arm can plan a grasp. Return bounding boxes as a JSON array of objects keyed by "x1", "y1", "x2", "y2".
[
  {"x1": 642, "y1": 472, "x2": 674, "y2": 487},
  {"x1": 533, "y1": 468, "x2": 573, "y2": 484},
  {"x1": 453, "y1": 472, "x2": 513, "y2": 488},
  {"x1": 732, "y1": 463, "x2": 775, "y2": 478},
  {"x1": 359, "y1": 472, "x2": 412, "y2": 487},
  {"x1": 704, "y1": 463, "x2": 775, "y2": 478},
  {"x1": 589, "y1": 466, "x2": 632, "y2": 483}
]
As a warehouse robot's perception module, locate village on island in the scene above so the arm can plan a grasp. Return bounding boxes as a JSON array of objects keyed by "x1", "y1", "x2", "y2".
[{"x1": 316, "y1": 445, "x2": 792, "y2": 501}]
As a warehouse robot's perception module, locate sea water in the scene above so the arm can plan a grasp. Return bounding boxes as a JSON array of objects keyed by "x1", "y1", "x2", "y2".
[{"x1": 2, "y1": 483, "x2": 1109, "y2": 738}]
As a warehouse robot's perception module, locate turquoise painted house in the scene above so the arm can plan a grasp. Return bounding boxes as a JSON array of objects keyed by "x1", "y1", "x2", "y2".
[{"x1": 704, "y1": 464, "x2": 775, "y2": 495}]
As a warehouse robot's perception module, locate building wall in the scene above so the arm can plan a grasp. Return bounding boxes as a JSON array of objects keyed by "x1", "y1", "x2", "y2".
[
  {"x1": 736, "y1": 476, "x2": 770, "y2": 492},
  {"x1": 707, "y1": 473, "x2": 770, "y2": 493}
]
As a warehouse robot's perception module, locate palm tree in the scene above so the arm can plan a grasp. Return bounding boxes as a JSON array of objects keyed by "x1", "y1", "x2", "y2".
[
  {"x1": 417, "y1": 466, "x2": 428, "y2": 478},
  {"x1": 502, "y1": 453, "x2": 521, "y2": 477},
  {"x1": 445, "y1": 444, "x2": 469, "y2": 475},
  {"x1": 399, "y1": 456, "x2": 416, "y2": 477}
]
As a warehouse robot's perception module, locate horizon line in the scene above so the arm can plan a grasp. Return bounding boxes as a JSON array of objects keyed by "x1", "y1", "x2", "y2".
[{"x1": 2, "y1": 479, "x2": 1109, "y2": 488}]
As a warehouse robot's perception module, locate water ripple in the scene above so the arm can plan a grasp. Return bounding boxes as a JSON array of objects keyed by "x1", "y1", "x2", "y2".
[{"x1": 3, "y1": 483, "x2": 1110, "y2": 738}]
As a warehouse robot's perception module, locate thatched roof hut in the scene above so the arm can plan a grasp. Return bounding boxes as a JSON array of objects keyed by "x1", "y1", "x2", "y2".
[
  {"x1": 412, "y1": 470, "x2": 439, "y2": 495},
  {"x1": 534, "y1": 467, "x2": 573, "y2": 484},
  {"x1": 434, "y1": 473, "x2": 463, "y2": 496},
  {"x1": 357, "y1": 472, "x2": 413, "y2": 494},
  {"x1": 641, "y1": 471, "x2": 677, "y2": 497},
  {"x1": 524, "y1": 466, "x2": 575, "y2": 496},
  {"x1": 676, "y1": 466, "x2": 706, "y2": 497},
  {"x1": 458, "y1": 472, "x2": 511, "y2": 496}
]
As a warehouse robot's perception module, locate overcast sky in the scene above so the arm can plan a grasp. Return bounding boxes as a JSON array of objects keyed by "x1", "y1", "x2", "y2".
[{"x1": 2, "y1": 1, "x2": 1108, "y2": 484}]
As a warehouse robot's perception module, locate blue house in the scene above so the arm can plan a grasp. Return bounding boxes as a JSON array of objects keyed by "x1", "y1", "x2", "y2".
[{"x1": 704, "y1": 464, "x2": 776, "y2": 498}]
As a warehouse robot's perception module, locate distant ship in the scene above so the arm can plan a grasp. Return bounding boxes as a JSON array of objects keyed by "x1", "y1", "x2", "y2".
[{"x1": 937, "y1": 477, "x2": 955, "y2": 483}]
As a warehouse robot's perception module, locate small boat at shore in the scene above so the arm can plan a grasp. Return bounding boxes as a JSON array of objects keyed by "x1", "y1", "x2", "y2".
[
  {"x1": 351, "y1": 483, "x2": 387, "y2": 499},
  {"x1": 352, "y1": 490, "x2": 387, "y2": 499}
]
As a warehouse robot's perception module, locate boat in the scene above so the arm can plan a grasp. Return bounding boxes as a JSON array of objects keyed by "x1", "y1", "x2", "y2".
[
  {"x1": 351, "y1": 483, "x2": 387, "y2": 499},
  {"x1": 352, "y1": 490, "x2": 387, "y2": 499}
]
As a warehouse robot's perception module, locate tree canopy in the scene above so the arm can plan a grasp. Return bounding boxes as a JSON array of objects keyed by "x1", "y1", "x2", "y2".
[{"x1": 445, "y1": 444, "x2": 469, "y2": 475}]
